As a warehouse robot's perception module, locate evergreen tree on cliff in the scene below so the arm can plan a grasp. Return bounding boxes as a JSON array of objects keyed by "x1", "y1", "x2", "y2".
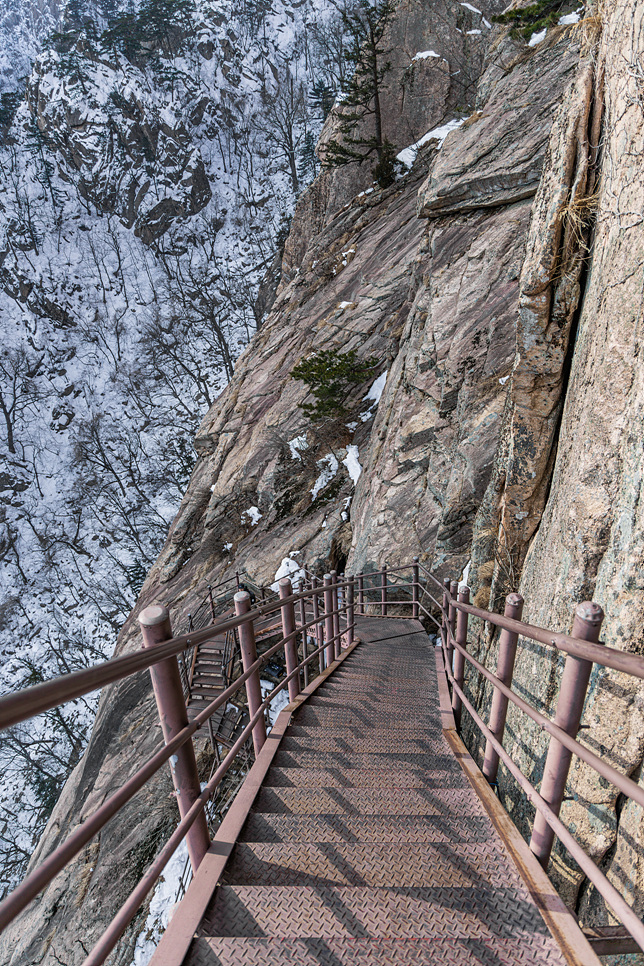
[{"x1": 323, "y1": 0, "x2": 397, "y2": 186}]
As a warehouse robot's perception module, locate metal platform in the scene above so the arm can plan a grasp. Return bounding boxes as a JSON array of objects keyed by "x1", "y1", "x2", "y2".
[{"x1": 151, "y1": 617, "x2": 601, "y2": 966}]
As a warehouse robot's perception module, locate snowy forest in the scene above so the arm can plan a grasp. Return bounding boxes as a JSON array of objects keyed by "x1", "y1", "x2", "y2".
[{"x1": 0, "y1": 0, "x2": 364, "y2": 895}]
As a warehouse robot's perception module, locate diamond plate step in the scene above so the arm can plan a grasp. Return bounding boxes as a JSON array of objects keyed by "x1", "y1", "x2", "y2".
[
  {"x1": 306, "y1": 696, "x2": 439, "y2": 712},
  {"x1": 240, "y1": 812, "x2": 493, "y2": 844},
  {"x1": 198, "y1": 884, "x2": 556, "y2": 940},
  {"x1": 291, "y1": 707, "x2": 439, "y2": 728},
  {"x1": 222, "y1": 841, "x2": 517, "y2": 888},
  {"x1": 188, "y1": 936, "x2": 568, "y2": 966},
  {"x1": 285, "y1": 726, "x2": 443, "y2": 741},
  {"x1": 271, "y1": 750, "x2": 459, "y2": 770},
  {"x1": 264, "y1": 766, "x2": 468, "y2": 789},
  {"x1": 279, "y1": 735, "x2": 445, "y2": 754},
  {"x1": 251, "y1": 786, "x2": 482, "y2": 816}
]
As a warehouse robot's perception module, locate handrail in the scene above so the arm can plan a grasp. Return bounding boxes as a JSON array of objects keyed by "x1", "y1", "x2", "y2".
[
  {"x1": 444, "y1": 660, "x2": 644, "y2": 952},
  {"x1": 418, "y1": 561, "x2": 644, "y2": 680},
  {"x1": 443, "y1": 621, "x2": 644, "y2": 810},
  {"x1": 432, "y1": 575, "x2": 644, "y2": 954},
  {"x1": 2, "y1": 556, "x2": 644, "y2": 962},
  {"x1": 0, "y1": 578, "x2": 353, "y2": 730},
  {"x1": 83, "y1": 627, "x2": 354, "y2": 966}
]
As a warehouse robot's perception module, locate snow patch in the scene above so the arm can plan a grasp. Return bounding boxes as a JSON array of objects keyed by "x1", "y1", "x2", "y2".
[
  {"x1": 467, "y1": 29, "x2": 482, "y2": 34},
  {"x1": 412, "y1": 49, "x2": 441, "y2": 61},
  {"x1": 261, "y1": 679, "x2": 290, "y2": 726},
  {"x1": 129, "y1": 840, "x2": 189, "y2": 966},
  {"x1": 288, "y1": 434, "x2": 309, "y2": 460},
  {"x1": 528, "y1": 28, "x2": 547, "y2": 46},
  {"x1": 460, "y1": 2, "x2": 482, "y2": 12},
  {"x1": 310, "y1": 453, "x2": 339, "y2": 500},
  {"x1": 559, "y1": 11, "x2": 581, "y2": 23},
  {"x1": 397, "y1": 118, "x2": 465, "y2": 168},
  {"x1": 364, "y1": 371, "x2": 388, "y2": 405},
  {"x1": 460, "y1": 560, "x2": 471, "y2": 590},
  {"x1": 343, "y1": 445, "x2": 362, "y2": 485},
  {"x1": 499, "y1": 375, "x2": 510, "y2": 385},
  {"x1": 361, "y1": 370, "x2": 388, "y2": 421},
  {"x1": 271, "y1": 557, "x2": 305, "y2": 592},
  {"x1": 242, "y1": 506, "x2": 262, "y2": 526},
  {"x1": 338, "y1": 300, "x2": 353, "y2": 310}
]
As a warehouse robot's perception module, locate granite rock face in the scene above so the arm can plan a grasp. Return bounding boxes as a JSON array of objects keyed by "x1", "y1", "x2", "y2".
[
  {"x1": 475, "y1": 0, "x2": 644, "y2": 934},
  {"x1": 348, "y1": 29, "x2": 579, "y2": 577},
  {"x1": 281, "y1": 0, "x2": 503, "y2": 283},
  {"x1": 6, "y1": 3, "x2": 644, "y2": 964}
]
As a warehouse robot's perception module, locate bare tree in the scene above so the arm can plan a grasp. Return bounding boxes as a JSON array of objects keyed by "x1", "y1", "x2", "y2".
[{"x1": 0, "y1": 347, "x2": 46, "y2": 456}]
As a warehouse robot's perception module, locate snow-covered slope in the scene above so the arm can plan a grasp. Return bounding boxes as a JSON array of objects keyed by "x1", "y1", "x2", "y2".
[{"x1": 0, "y1": 0, "x2": 343, "y2": 893}]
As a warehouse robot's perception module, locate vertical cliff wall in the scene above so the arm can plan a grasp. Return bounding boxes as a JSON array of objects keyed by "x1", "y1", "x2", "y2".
[
  {"x1": 465, "y1": 0, "x2": 644, "y2": 943},
  {"x1": 3, "y1": 1, "x2": 644, "y2": 963}
]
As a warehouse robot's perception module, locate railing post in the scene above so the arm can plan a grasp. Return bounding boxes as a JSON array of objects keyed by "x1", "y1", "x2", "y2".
[
  {"x1": 441, "y1": 577, "x2": 450, "y2": 667},
  {"x1": 412, "y1": 557, "x2": 419, "y2": 620},
  {"x1": 208, "y1": 584, "x2": 215, "y2": 620},
  {"x1": 529, "y1": 601, "x2": 605, "y2": 869},
  {"x1": 483, "y1": 593, "x2": 524, "y2": 785},
  {"x1": 279, "y1": 578, "x2": 301, "y2": 701},
  {"x1": 347, "y1": 575, "x2": 354, "y2": 646},
  {"x1": 448, "y1": 579, "x2": 458, "y2": 671},
  {"x1": 235, "y1": 570, "x2": 241, "y2": 591},
  {"x1": 139, "y1": 605, "x2": 210, "y2": 874},
  {"x1": 330, "y1": 569, "x2": 341, "y2": 658},
  {"x1": 451, "y1": 586, "x2": 470, "y2": 728},
  {"x1": 311, "y1": 575, "x2": 324, "y2": 672},
  {"x1": 299, "y1": 581, "x2": 309, "y2": 687},
  {"x1": 358, "y1": 574, "x2": 364, "y2": 615},
  {"x1": 381, "y1": 562, "x2": 388, "y2": 616},
  {"x1": 324, "y1": 573, "x2": 335, "y2": 666},
  {"x1": 234, "y1": 591, "x2": 266, "y2": 756}
]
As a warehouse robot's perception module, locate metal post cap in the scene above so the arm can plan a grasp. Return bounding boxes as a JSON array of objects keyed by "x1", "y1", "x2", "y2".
[
  {"x1": 575, "y1": 601, "x2": 604, "y2": 626},
  {"x1": 458, "y1": 585, "x2": 470, "y2": 596},
  {"x1": 506, "y1": 593, "x2": 524, "y2": 607},
  {"x1": 234, "y1": 590, "x2": 251, "y2": 602},
  {"x1": 138, "y1": 604, "x2": 169, "y2": 627},
  {"x1": 323, "y1": 573, "x2": 332, "y2": 580}
]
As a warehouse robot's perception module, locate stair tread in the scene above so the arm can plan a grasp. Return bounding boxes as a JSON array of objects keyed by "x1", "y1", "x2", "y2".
[
  {"x1": 188, "y1": 937, "x2": 566, "y2": 966},
  {"x1": 222, "y1": 841, "x2": 513, "y2": 887},
  {"x1": 278, "y1": 736, "x2": 446, "y2": 754},
  {"x1": 197, "y1": 884, "x2": 559, "y2": 941},
  {"x1": 272, "y1": 750, "x2": 459, "y2": 770},
  {"x1": 250, "y1": 786, "x2": 481, "y2": 816},
  {"x1": 240, "y1": 812, "x2": 492, "y2": 844},
  {"x1": 264, "y1": 767, "x2": 467, "y2": 789}
]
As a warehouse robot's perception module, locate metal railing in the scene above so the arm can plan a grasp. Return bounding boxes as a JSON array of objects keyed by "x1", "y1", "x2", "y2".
[
  {"x1": 0, "y1": 559, "x2": 643, "y2": 959},
  {"x1": 0, "y1": 572, "x2": 362, "y2": 963},
  {"x1": 419, "y1": 565, "x2": 644, "y2": 956}
]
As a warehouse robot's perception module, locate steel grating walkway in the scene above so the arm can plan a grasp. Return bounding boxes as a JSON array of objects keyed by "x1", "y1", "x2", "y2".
[{"x1": 156, "y1": 617, "x2": 596, "y2": 966}]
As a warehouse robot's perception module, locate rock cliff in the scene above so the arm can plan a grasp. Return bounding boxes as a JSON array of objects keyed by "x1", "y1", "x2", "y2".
[{"x1": 3, "y1": 0, "x2": 644, "y2": 963}]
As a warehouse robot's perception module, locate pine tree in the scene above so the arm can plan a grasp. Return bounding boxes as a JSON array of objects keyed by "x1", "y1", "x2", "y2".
[
  {"x1": 311, "y1": 79, "x2": 335, "y2": 122},
  {"x1": 298, "y1": 130, "x2": 319, "y2": 184},
  {"x1": 322, "y1": 0, "x2": 397, "y2": 180}
]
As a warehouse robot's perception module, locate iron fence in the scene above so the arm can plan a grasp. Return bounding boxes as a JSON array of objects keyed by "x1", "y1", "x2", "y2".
[{"x1": 0, "y1": 559, "x2": 643, "y2": 961}]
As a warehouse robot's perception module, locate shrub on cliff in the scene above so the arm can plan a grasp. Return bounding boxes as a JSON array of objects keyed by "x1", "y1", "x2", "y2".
[{"x1": 291, "y1": 348, "x2": 379, "y2": 420}]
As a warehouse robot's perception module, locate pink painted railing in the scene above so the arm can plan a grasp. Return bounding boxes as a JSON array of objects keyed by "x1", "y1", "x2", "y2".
[{"x1": 0, "y1": 560, "x2": 643, "y2": 960}]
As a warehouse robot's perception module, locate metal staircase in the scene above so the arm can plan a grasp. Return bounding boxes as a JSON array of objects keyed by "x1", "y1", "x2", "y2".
[{"x1": 1, "y1": 561, "x2": 643, "y2": 965}]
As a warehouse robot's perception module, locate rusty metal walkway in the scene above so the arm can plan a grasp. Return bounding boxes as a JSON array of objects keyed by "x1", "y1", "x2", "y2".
[{"x1": 153, "y1": 615, "x2": 596, "y2": 966}]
